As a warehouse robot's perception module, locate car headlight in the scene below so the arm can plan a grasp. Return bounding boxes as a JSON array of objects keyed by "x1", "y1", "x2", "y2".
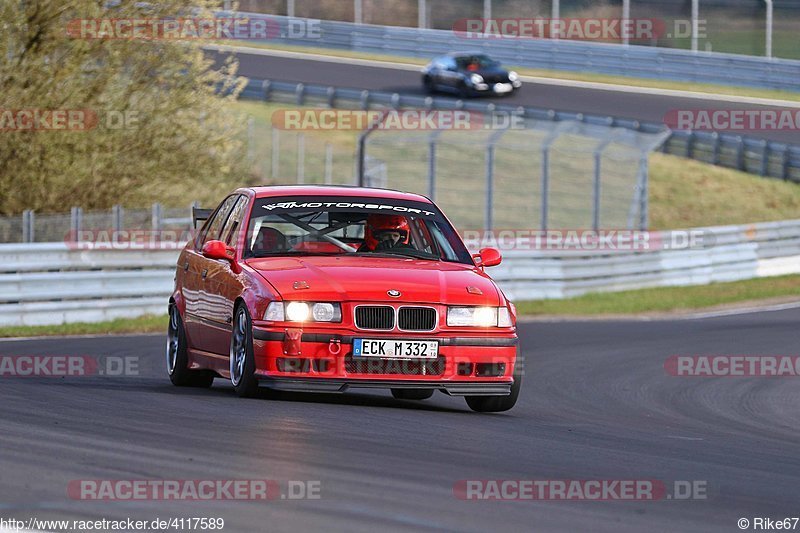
[
  {"x1": 508, "y1": 71, "x2": 519, "y2": 82},
  {"x1": 264, "y1": 302, "x2": 342, "y2": 323},
  {"x1": 470, "y1": 73, "x2": 484, "y2": 85},
  {"x1": 447, "y1": 306, "x2": 514, "y2": 327}
]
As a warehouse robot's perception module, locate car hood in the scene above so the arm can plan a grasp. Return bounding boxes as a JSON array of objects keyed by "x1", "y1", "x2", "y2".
[
  {"x1": 246, "y1": 255, "x2": 501, "y2": 305},
  {"x1": 467, "y1": 66, "x2": 509, "y2": 78}
]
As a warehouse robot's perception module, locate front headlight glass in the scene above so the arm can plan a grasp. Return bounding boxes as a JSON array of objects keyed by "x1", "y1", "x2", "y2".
[
  {"x1": 285, "y1": 301, "x2": 310, "y2": 322},
  {"x1": 264, "y1": 301, "x2": 342, "y2": 323},
  {"x1": 447, "y1": 306, "x2": 497, "y2": 327},
  {"x1": 508, "y1": 71, "x2": 519, "y2": 82},
  {"x1": 470, "y1": 73, "x2": 484, "y2": 84}
]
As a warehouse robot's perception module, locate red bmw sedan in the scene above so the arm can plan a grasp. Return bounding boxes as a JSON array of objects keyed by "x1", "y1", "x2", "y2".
[{"x1": 167, "y1": 186, "x2": 521, "y2": 412}]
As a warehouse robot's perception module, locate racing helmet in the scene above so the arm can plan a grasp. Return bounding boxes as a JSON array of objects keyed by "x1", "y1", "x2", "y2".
[{"x1": 364, "y1": 214, "x2": 410, "y2": 250}]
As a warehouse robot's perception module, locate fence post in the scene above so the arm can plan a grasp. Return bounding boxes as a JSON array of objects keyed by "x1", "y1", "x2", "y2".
[
  {"x1": 247, "y1": 117, "x2": 255, "y2": 162},
  {"x1": 357, "y1": 110, "x2": 389, "y2": 186},
  {"x1": 295, "y1": 83, "x2": 305, "y2": 106},
  {"x1": 418, "y1": 0, "x2": 426, "y2": 29},
  {"x1": 324, "y1": 143, "x2": 333, "y2": 184},
  {"x1": 297, "y1": 133, "x2": 305, "y2": 184},
  {"x1": 70, "y1": 207, "x2": 82, "y2": 240},
  {"x1": 360, "y1": 90, "x2": 370, "y2": 110},
  {"x1": 759, "y1": 140, "x2": 769, "y2": 176},
  {"x1": 593, "y1": 151, "x2": 602, "y2": 231},
  {"x1": 262, "y1": 79, "x2": 272, "y2": 101},
  {"x1": 326, "y1": 86, "x2": 336, "y2": 108},
  {"x1": 427, "y1": 131, "x2": 440, "y2": 201},
  {"x1": 485, "y1": 143, "x2": 495, "y2": 231},
  {"x1": 112, "y1": 205, "x2": 123, "y2": 233},
  {"x1": 735, "y1": 136, "x2": 745, "y2": 170},
  {"x1": 540, "y1": 146, "x2": 550, "y2": 230},
  {"x1": 638, "y1": 156, "x2": 649, "y2": 230},
  {"x1": 354, "y1": 0, "x2": 363, "y2": 24},
  {"x1": 151, "y1": 203, "x2": 162, "y2": 231},
  {"x1": 22, "y1": 210, "x2": 34, "y2": 243},
  {"x1": 271, "y1": 128, "x2": 280, "y2": 179}
]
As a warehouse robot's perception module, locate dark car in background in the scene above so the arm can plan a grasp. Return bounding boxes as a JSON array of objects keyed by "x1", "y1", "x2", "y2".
[{"x1": 422, "y1": 52, "x2": 522, "y2": 97}]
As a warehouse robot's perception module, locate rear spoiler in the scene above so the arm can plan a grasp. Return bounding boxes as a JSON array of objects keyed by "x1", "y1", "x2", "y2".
[{"x1": 192, "y1": 207, "x2": 213, "y2": 230}]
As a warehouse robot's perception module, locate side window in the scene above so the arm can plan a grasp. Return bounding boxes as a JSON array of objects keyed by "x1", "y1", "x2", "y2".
[
  {"x1": 196, "y1": 195, "x2": 238, "y2": 249},
  {"x1": 220, "y1": 196, "x2": 248, "y2": 247}
]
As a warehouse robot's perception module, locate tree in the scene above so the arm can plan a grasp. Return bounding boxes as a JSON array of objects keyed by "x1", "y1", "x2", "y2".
[{"x1": 0, "y1": 0, "x2": 248, "y2": 213}]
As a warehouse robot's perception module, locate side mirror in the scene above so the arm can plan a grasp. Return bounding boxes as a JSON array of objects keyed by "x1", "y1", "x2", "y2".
[
  {"x1": 201, "y1": 240, "x2": 240, "y2": 273},
  {"x1": 475, "y1": 247, "x2": 502, "y2": 268}
]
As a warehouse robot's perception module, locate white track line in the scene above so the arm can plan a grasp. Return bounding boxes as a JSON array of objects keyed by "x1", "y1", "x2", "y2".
[{"x1": 208, "y1": 43, "x2": 800, "y2": 108}]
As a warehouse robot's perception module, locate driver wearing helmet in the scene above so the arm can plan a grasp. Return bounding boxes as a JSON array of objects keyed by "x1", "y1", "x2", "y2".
[{"x1": 359, "y1": 214, "x2": 414, "y2": 252}]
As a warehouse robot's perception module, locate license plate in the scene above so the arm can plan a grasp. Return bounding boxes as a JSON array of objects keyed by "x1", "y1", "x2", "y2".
[
  {"x1": 493, "y1": 83, "x2": 513, "y2": 93},
  {"x1": 353, "y1": 339, "x2": 439, "y2": 359}
]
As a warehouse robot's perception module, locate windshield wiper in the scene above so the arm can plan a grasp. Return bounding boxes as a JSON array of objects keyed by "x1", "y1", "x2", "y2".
[
  {"x1": 365, "y1": 250, "x2": 439, "y2": 261},
  {"x1": 250, "y1": 250, "x2": 348, "y2": 258}
]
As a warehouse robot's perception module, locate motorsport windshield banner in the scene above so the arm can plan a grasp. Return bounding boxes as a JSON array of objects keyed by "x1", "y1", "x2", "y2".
[{"x1": 254, "y1": 196, "x2": 440, "y2": 218}]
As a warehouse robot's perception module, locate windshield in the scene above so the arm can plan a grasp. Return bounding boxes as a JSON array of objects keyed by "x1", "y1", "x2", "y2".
[
  {"x1": 456, "y1": 55, "x2": 499, "y2": 70},
  {"x1": 244, "y1": 195, "x2": 473, "y2": 264}
]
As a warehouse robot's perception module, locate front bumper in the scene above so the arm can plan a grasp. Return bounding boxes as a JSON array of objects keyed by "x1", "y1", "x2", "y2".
[
  {"x1": 251, "y1": 327, "x2": 518, "y2": 392},
  {"x1": 261, "y1": 378, "x2": 512, "y2": 396},
  {"x1": 470, "y1": 81, "x2": 522, "y2": 94}
]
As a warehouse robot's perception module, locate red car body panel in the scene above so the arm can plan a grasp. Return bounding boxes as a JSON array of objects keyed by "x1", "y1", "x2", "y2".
[{"x1": 171, "y1": 186, "x2": 518, "y2": 395}]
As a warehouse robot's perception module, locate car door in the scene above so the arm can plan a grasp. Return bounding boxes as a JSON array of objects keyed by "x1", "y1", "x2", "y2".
[
  {"x1": 201, "y1": 194, "x2": 250, "y2": 359},
  {"x1": 438, "y1": 56, "x2": 461, "y2": 91},
  {"x1": 184, "y1": 194, "x2": 239, "y2": 355}
]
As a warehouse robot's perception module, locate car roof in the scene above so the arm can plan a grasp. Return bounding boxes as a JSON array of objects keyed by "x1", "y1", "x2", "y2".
[
  {"x1": 445, "y1": 51, "x2": 491, "y2": 58},
  {"x1": 247, "y1": 185, "x2": 433, "y2": 203}
]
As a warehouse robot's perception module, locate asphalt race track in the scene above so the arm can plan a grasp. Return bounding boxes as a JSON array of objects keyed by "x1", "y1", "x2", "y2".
[
  {"x1": 217, "y1": 49, "x2": 800, "y2": 146},
  {"x1": 1, "y1": 308, "x2": 799, "y2": 532}
]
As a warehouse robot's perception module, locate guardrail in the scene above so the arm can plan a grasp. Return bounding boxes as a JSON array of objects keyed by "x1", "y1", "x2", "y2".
[
  {"x1": 0, "y1": 243, "x2": 176, "y2": 327},
  {"x1": 242, "y1": 78, "x2": 800, "y2": 182},
  {"x1": 2, "y1": 219, "x2": 799, "y2": 326},
  {"x1": 238, "y1": 13, "x2": 800, "y2": 92}
]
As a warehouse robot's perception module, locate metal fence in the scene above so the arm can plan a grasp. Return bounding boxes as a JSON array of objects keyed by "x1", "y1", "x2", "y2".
[
  {"x1": 242, "y1": 79, "x2": 800, "y2": 183},
  {"x1": 231, "y1": 12, "x2": 800, "y2": 91},
  {"x1": 0, "y1": 204, "x2": 196, "y2": 244},
  {"x1": 3, "y1": 217, "x2": 799, "y2": 326},
  {"x1": 359, "y1": 118, "x2": 669, "y2": 231}
]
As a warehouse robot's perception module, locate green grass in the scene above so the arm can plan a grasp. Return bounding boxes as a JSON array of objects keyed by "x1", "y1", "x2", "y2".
[
  {"x1": 0, "y1": 314, "x2": 168, "y2": 339},
  {"x1": 218, "y1": 41, "x2": 800, "y2": 103},
  {"x1": 515, "y1": 275, "x2": 800, "y2": 316},
  {"x1": 649, "y1": 154, "x2": 800, "y2": 230}
]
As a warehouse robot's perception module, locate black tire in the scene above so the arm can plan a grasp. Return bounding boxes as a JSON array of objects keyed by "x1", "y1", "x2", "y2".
[
  {"x1": 230, "y1": 304, "x2": 259, "y2": 398},
  {"x1": 166, "y1": 305, "x2": 214, "y2": 388},
  {"x1": 465, "y1": 354, "x2": 523, "y2": 413},
  {"x1": 391, "y1": 388, "x2": 434, "y2": 401}
]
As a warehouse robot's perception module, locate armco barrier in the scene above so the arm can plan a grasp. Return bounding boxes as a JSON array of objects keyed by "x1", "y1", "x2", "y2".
[
  {"x1": 2, "y1": 219, "x2": 800, "y2": 326},
  {"x1": 236, "y1": 13, "x2": 800, "y2": 92}
]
